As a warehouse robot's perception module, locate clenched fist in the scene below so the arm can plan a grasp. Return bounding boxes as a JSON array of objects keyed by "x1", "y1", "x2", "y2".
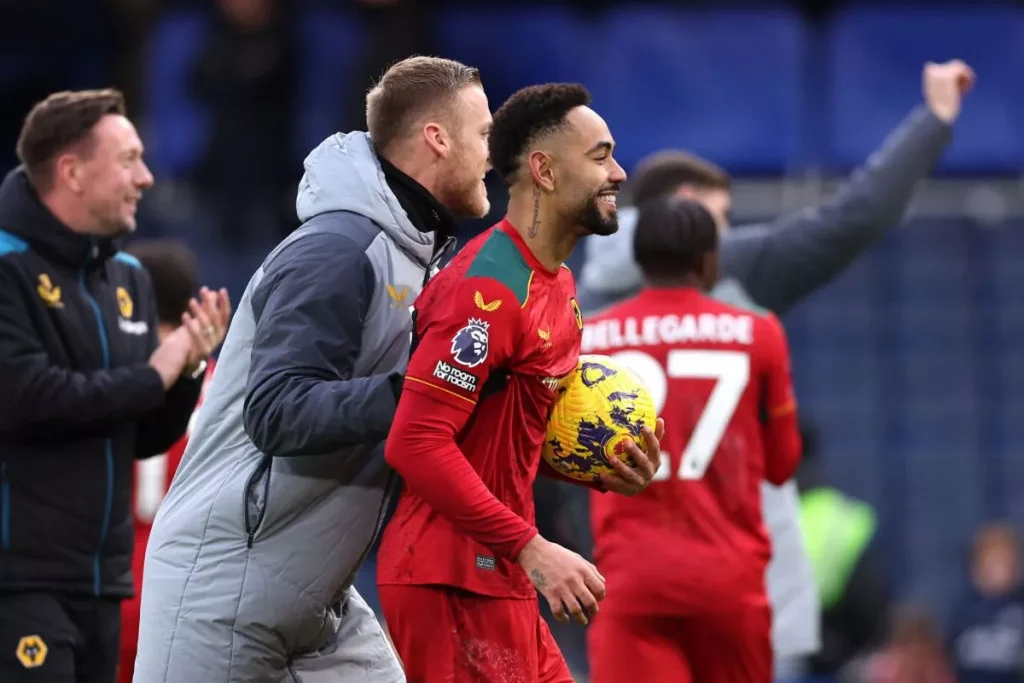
[{"x1": 923, "y1": 60, "x2": 975, "y2": 124}]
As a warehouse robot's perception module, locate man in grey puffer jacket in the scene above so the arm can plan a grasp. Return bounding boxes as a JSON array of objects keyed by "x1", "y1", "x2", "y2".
[
  {"x1": 576, "y1": 60, "x2": 974, "y2": 672},
  {"x1": 134, "y1": 56, "x2": 494, "y2": 683}
]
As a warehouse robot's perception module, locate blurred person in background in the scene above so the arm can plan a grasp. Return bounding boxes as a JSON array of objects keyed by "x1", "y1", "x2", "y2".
[
  {"x1": 844, "y1": 604, "x2": 954, "y2": 683},
  {"x1": 117, "y1": 239, "x2": 215, "y2": 683},
  {"x1": 797, "y1": 423, "x2": 891, "y2": 677},
  {"x1": 189, "y1": 0, "x2": 297, "y2": 246},
  {"x1": 947, "y1": 523, "x2": 1024, "y2": 682},
  {"x1": 576, "y1": 59, "x2": 975, "y2": 669},
  {"x1": 0, "y1": 90, "x2": 229, "y2": 683},
  {"x1": 584, "y1": 196, "x2": 803, "y2": 683},
  {"x1": 134, "y1": 56, "x2": 490, "y2": 683}
]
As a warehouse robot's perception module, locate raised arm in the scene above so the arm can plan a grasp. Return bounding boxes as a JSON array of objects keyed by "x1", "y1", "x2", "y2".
[{"x1": 720, "y1": 61, "x2": 973, "y2": 315}]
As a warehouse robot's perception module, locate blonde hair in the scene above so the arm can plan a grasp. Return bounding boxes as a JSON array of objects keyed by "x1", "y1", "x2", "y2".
[{"x1": 365, "y1": 56, "x2": 481, "y2": 155}]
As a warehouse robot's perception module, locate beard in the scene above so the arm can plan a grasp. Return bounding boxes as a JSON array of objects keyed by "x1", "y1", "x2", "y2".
[
  {"x1": 439, "y1": 169, "x2": 490, "y2": 220},
  {"x1": 575, "y1": 192, "x2": 619, "y2": 236},
  {"x1": 438, "y1": 140, "x2": 491, "y2": 219}
]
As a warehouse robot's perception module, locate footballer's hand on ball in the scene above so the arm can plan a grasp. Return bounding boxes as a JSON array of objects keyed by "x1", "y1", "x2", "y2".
[
  {"x1": 517, "y1": 535, "x2": 605, "y2": 625},
  {"x1": 600, "y1": 418, "x2": 665, "y2": 496},
  {"x1": 923, "y1": 59, "x2": 975, "y2": 123}
]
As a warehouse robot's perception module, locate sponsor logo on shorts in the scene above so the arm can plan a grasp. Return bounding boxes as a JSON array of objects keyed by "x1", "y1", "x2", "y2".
[
  {"x1": 476, "y1": 554, "x2": 496, "y2": 571},
  {"x1": 434, "y1": 361, "x2": 479, "y2": 393},
  {"x1": 16, "y1": 635, "x2": 47, "y2": 668}
]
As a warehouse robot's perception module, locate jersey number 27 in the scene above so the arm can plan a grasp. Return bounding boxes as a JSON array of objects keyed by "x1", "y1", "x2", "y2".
[{"x1": 613, "y1": 350, "x2": 749, "y2": 481}]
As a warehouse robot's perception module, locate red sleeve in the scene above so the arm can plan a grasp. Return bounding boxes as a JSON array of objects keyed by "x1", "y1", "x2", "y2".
[
  {"x1": 402, "y1": 277, "x2": 518, "y2": 409},
  {"x1": 760, "y1": 314, "x2": 802, "y2": 485},
  {"x1": 384, "y1": 277, "x2": 537, "y2": 560}
]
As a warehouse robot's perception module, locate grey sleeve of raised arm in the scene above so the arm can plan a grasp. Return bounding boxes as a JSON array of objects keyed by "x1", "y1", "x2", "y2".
[{"x1": 719, "y1": 106, "x2": 954, "y2": 315}]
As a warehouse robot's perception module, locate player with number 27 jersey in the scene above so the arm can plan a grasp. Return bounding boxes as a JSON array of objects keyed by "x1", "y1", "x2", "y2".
[
  {"x1": 585, "y1": 289, "x2": 799, "y2": 614},
  {"x1": 584, "y1": 197, "x2": 803, "y2": 683}
]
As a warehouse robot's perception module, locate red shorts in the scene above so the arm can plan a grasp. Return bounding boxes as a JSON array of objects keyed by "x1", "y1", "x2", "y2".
[
  {"x1": 379, "y1": 585, "x2": 573, "y2": 683},
  {"x1": 587, "y1": 606, "x2": 773, "y2": 683}
]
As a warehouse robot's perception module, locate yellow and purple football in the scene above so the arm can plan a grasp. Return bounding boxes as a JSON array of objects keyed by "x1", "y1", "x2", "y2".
[{"x1": 542, "y1": 354, "x2": 656, "y2": 481}]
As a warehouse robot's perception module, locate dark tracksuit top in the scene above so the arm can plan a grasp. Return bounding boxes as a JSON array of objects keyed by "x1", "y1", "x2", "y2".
[{"x1": 0, "y1": 167, "x2": 202, "y2": 598}]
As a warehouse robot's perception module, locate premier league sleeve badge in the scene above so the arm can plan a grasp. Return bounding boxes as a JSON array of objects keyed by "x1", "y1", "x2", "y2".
[{"x1": 450, "y1": 318, "x2": 490, "y2": 368}]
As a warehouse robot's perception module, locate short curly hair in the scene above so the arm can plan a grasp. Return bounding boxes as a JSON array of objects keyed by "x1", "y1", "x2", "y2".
[{"x1": 489, "y1": 83, "x2": 592, "y2": 183}]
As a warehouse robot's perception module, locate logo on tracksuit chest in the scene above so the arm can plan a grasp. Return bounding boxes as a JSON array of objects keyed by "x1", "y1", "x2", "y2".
[
  {"x1": 36, "y1": 274, "x2": 62, "y2": 308},
  {"x1": 116, "y1": 286, "x2": 148, "y2": 336}
]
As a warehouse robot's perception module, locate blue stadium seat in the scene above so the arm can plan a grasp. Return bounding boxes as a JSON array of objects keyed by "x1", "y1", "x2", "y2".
[
  {"x1": 294, "y1": 8, "x2": 365, "y2": 158},
  {"x1": 826, "y1": 5, "x2": 1024, "y2": 174},
  {"x1": 594, "y1": 6, "x2": 806, "y2": 173},
  {"x1": 435, "y1": 7, "x2": 593, "y2": 108},
  {"x1": 441, "y1": 5, "x2": 807, "y2": 173},
  {"x1": 142, "y1": 11, "x2": 211, "y2": 179}
]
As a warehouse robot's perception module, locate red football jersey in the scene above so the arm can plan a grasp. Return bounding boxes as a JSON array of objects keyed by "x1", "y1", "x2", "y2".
[
  {"x1": 377, "y1": 219, "x2": 584, "y2": 599},
  {"x1": 584, "y1": 287, "x2": 801, "y2": 616}
]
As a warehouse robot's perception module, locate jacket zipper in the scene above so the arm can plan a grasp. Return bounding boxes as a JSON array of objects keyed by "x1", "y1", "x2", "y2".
[
  {"x1": 80, "y1": 265, "x2": 114, "y2": 596},
  {"x1": 1, "y1": 462, "x2": 9, "y2": 550},
  {"x1": 244, "y1": 455, "x2": 273, "y2": 549}
]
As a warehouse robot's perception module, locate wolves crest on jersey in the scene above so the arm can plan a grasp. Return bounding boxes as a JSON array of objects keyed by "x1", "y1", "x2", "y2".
[{"x1": 450, "y1": 318, "x2": 490, "y2": 368}]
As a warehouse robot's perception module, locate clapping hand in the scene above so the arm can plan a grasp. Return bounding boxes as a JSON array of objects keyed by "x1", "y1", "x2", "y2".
[{"x1": 182, "y1": 287, "x2": 231, "y2": 367}]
